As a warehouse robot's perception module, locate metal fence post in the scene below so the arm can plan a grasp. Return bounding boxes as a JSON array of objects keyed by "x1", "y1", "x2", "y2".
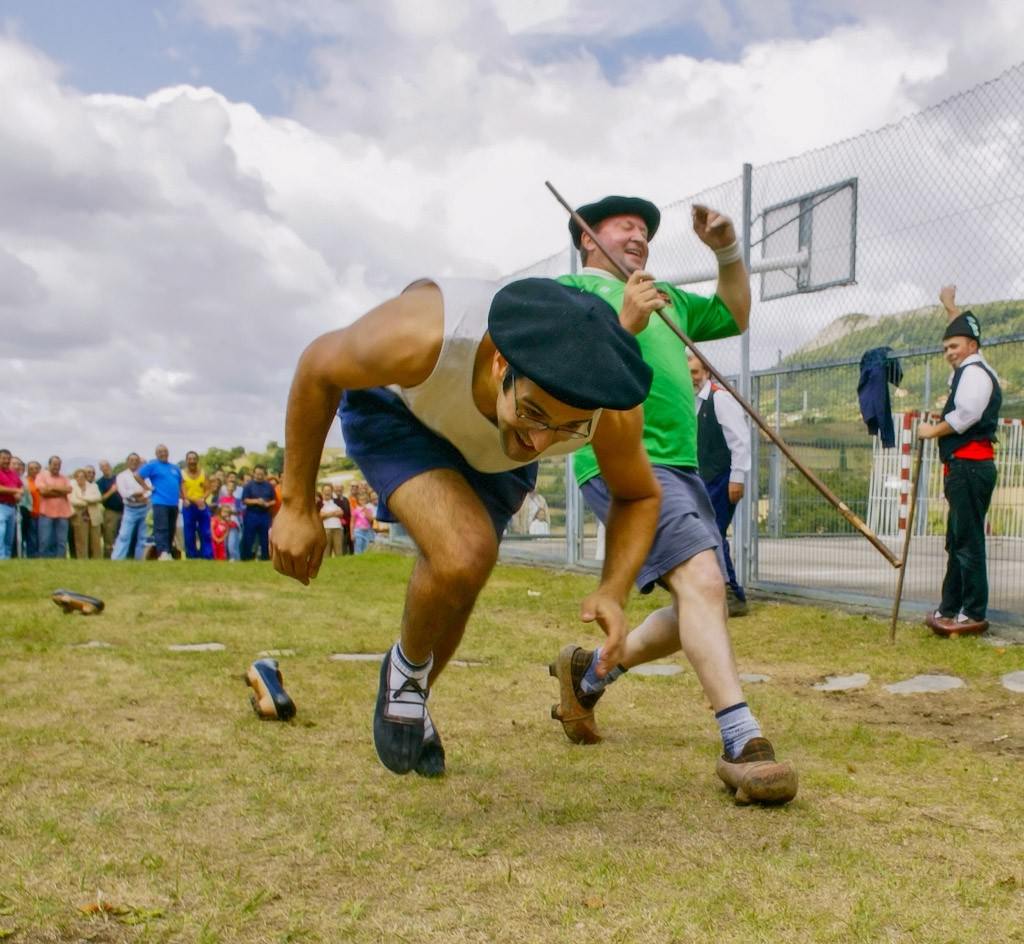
[
  {"x1": 770, "y1": 371, "x2": 782, "y2": 537},
  {"x1": 564, "y1": 236, "x2": 580, "y2": 567},
  {"x1": 736, "y1": 162, "x2": 753, "y2": 587}
]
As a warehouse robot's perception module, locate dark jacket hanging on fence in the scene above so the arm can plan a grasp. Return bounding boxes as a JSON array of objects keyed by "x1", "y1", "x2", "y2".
[{"x1": 858, "y1": 346, "x2": 903, "y2": 447}]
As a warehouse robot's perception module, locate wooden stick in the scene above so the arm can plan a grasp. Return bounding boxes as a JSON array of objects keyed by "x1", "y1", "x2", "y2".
[
  {"x1": 889, "y1": 436, "x2": 926, "y2": 642},
  {"x1": 545, "y1": 180, "x2": 901, "y2": 569}
]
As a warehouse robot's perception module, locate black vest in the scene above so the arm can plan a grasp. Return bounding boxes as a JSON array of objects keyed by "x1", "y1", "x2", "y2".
[
  {"x1": 939, "y1": 360, "x2": 1002, "y2": 462},
  {"x1": 697, "y1": 385, "x2": 732, "y2": 483}
]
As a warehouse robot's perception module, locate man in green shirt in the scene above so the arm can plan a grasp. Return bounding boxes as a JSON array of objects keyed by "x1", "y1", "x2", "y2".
[{"x1": 550, "y1": 194, "x2": 798, "y2": 805}]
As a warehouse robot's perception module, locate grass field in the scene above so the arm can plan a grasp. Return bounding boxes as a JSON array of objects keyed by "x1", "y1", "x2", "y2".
[{"x1": 2, "y1": 553, "x2": 1023, "y2": 943}]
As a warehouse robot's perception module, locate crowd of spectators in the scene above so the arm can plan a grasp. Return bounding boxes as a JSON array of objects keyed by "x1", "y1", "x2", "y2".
[{"x1": 0, "y1": 446, "x2": 381, "y2": 562}]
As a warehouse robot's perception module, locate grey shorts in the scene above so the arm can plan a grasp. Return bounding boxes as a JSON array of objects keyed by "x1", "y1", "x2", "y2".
[{"x1": 581, "y1": 465, "x2": 724, "y2": 594}]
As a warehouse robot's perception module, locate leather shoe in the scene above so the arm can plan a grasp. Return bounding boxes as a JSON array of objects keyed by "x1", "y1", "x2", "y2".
[
  {"x1": 716, "y1": 737, "x2": 798, "y2": 805},
  {"x1": 928, "y1": 612, "x2": 989, "y2": 638},
  {"x1": 549, "y1": 644, "x2": 603, "y2": 744}
]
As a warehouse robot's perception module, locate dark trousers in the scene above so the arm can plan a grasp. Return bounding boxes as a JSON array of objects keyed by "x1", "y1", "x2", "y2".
[
  {"x1": 939, "y1": 458, "x2": 997, "y2": 620},
  {"x1": 704, "y1": 470, "x2": 745, "y2": 601},
  {"x1": 152, "y1": 504, "x2": 179, "y2": 555},
  {"x1": 241, "y1": 515, "x2": 271, "y2": 561},
  {"x1": 16, "y1": 508, "x2": 37, "y2": 557},
  {"x1": 182, "y1": 504, "x2": 213, "y2": 559}
]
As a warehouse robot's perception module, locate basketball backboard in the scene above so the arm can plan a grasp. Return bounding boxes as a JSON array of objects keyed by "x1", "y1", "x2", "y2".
[{"x1": 759, "y1": 178, "x2": 858, "y2": 301}]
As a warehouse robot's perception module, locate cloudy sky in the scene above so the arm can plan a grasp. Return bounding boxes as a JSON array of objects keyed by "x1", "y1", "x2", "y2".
[{"x1": 2, "y1": 0, "x2": 1023, "y2": 464}]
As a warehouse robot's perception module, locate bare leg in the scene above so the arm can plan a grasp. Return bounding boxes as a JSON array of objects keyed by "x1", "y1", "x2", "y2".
[
  {"x1": 620, "y1": 605, "x2": 679, "y2": 667},
  {"x1": 662, "y1": 549, "x2": 743, "y2": 712},
  {"x1": 386, "y1": 469, "x2": 499, "y2": 678}
]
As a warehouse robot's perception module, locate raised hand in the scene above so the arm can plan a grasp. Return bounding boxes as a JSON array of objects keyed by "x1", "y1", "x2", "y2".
[{"x1": 692, "y1": 204, "x2": 737, "y2": 251}]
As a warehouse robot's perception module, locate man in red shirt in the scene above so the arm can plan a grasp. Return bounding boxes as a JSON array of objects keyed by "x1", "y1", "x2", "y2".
[{"x1": 0, "y1": 449, "x2": 23, "y2": 559}]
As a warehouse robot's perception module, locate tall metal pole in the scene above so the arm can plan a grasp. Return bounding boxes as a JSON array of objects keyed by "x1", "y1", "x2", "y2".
[
  {"x1": 565, "y1": 235, "x2": 580, "y2": 567},
  {"x1": 737, "y1": 163, "x2": 753, "y2": 587},
  {"x1": 771, "y1": 371, "x2": 782, "y2": 537}
]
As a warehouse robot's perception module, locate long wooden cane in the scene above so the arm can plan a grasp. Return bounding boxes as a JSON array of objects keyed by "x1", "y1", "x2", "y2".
[
  {"x1": 545, "y1": 180, "x2": 902, "y2": 568},
  {"x1": 889, "y1": 436, "x2": 926, "y2": 642}
]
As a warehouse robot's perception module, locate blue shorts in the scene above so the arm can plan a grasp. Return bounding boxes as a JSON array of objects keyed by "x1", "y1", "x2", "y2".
[
  {"x1": 582, "y1": 465, "x2": 723, "y2": 594},
  {"x1": 339, "y1": 387, "x2": 537, "y2": 537}
]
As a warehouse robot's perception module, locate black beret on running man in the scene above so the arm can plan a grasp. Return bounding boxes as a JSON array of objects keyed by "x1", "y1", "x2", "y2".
[{"x1": 489, "y1": 278, "x2": 653, "y2": 410}]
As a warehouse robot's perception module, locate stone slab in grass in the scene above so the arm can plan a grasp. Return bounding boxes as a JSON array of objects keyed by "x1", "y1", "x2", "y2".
[
  {"x1": 739, "y1": 673, "x2": 771, "y2": 684},
  {"x1": 1001, "y1": 671, "x2": 1024, "y2": 693},
  {"x1": 168, "y1": 642, "x2": 226, "y2": 652},
  {"x1": 69, "y1": 640, "x2": 115, "y2": 649},
  {"x1": 814, "y1": 673, "x2": 871, "y2": 692},
  {"x1": 884, "y1": 674, "x2": 965, "y2": 695},
  {"x1": 631, "y1": 663, "x2": 683, "y2": 677},
  {"x1": 257, "y1": 649, "x2": 297, "y2": 658}
]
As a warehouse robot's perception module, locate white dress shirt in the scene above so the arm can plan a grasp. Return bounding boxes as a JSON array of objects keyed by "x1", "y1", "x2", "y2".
[
  {"x1": 695, "y1": 379, "x2": 751, "y2": 484},
  {"x1": 116, "y1": 468, "x2": 147, "y2": 505},
  {"x1": 944, "y1": 353, "x2": 996, "y2": 434}
]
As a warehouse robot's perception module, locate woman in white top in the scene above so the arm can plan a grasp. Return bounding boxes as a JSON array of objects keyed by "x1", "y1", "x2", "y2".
[{"x1": 70, "y1": 468, "x2": 104, "y2": 558}]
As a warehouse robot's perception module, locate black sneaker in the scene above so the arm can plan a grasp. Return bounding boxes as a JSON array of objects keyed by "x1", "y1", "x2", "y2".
[
  {"x1": 373, "y1": 646, "x2": 430, "y2": 775},
  {"x1": 414, "y1": 709, "x2": 446, "y2": 778},
  {"x1": 549, "y1": 644, "x2": 604, "y2": 744},
  {"x1": 726, "y1": 587, "x2": 749, "y2": 618},
  {"x1": 246, "y1": 658, "x2": 296, "y2": 721}
]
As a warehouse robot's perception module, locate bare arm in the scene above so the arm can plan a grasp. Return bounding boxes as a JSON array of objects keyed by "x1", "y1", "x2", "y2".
[
  {"x1": 692, "y1": 205, "x2": 750, "y2": 332},
  {"x1": 581, "y1": 407, "x2": 661, "y2": 675},
  {"x1": 272, "y1": 284, "x2": 444, "y2": 584},
  {"x1": 940, "y1": 284, "x2": 961, "y2": 321},
  {"x1": 917, "y1": 420, "x2": 954, "y2": 440}
]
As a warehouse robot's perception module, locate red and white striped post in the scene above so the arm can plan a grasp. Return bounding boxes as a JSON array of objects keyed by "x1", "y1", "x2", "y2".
[{"x1": 896, "y1": 411, "x2": 916, "y2": 541}]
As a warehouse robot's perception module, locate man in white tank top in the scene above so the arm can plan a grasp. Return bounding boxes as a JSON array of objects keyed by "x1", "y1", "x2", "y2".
[{"x1": 272, "y1": 278, "x2": 660, "y2": 778}]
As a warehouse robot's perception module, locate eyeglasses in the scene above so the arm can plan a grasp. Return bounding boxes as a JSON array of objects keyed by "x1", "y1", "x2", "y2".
[{"x1": 511, "y1": 375, "x2": 593, "y2": 440}]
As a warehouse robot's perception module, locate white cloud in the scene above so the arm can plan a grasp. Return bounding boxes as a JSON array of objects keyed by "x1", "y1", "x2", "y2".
[{"x1": 2, "y1": 2, "x2": 1024, "y2": 463}]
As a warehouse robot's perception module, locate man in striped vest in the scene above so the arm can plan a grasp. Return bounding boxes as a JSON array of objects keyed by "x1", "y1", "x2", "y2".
[{"x1": 918, "y1": 286, "x2": 1001, "y2": 637}]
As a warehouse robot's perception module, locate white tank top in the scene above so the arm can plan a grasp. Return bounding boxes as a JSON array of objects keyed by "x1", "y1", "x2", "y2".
[{"x1": 392, "y1": 277, "x2": 599, "y2": 474}]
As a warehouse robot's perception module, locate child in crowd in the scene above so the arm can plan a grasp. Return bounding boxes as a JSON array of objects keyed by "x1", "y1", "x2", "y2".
[
  {"x1": 211, "y1": 504, "x2": 236, "y2": 561},
  {"x1": 351, "y1": 484, "x2": 376, "y2": 554}
]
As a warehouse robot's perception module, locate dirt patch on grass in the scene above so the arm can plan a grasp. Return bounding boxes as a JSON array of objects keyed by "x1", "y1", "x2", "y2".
[{"x1": 756, "y1": 658, "x2": 1024, "y2": 758}]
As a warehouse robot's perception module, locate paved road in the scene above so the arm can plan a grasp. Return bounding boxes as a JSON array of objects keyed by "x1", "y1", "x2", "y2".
[{"x1": 497, "y1": 534, "x2": 1023, "y2": 623}]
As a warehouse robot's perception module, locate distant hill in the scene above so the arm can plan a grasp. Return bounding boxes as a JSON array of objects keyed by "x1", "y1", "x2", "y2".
[
  {"x1": 784, "y1": 298, "x2": 1024, "y2": 367},
  {"x1": 773, "y1": 298, "x2": 1023, "y2": 424}
]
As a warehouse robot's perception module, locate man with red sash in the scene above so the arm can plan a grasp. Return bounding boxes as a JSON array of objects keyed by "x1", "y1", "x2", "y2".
[{"x1": 919, "y1": 286, "x2": 1001, "y2": 636}]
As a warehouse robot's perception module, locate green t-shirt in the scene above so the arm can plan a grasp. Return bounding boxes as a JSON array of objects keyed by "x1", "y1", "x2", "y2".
[{"x1": 560, "y1": 272, "x2": 740, "y2": 486}]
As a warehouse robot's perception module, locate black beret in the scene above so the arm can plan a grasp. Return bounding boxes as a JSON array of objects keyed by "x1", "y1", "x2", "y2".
[
  {"x1": 488, "y1": 278, "x2": 653, "y2": 411},
  {"x1": 943, "y1": 310, "x2": 981, "y2": 343},
  {"x1": 569, "y1": 195, "x2": 661, "y2": 249}
]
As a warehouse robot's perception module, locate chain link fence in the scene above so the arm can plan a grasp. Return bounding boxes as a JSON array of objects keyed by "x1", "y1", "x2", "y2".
[{"x1": 496, "y1": 63, "x2": 1024, "y2": 626}]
